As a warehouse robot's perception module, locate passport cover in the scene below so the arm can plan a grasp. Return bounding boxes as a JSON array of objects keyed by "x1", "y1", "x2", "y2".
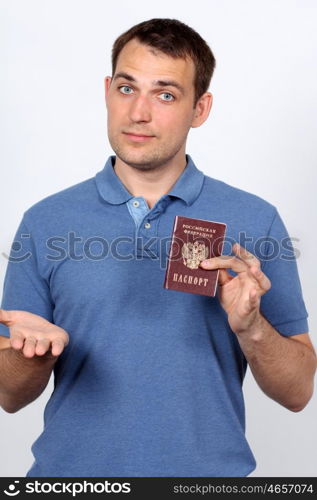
[{"x1": 163, "y1": 216, "x2": 227, "y2": 297}]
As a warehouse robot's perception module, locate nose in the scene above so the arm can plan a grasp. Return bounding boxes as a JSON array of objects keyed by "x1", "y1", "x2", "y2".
[{"x1": 128, "y1": 95, "x2": 151, "y2": 123}]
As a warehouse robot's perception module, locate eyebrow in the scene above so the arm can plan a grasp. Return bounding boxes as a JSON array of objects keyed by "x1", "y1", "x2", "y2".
[{"x1": 113, "y1": 71, "x2": 185, "y2": 95}]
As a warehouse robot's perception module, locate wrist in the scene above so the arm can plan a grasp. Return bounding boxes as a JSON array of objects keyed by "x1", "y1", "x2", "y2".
[{"x1": 234, "y1": 312, "x2": 265, "y2": 341}]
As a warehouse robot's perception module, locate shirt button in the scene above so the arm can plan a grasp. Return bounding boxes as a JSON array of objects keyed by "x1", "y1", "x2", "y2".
[
  {"x1": 144, "y1": 222, "x2": 151, "y2": 229},
  {"x1": 132, "y1": 200, "x2": 140, "y2": 208}
]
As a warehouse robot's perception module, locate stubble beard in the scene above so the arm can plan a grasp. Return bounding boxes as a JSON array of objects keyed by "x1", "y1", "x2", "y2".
[{"x1": 108, "y1": 133, "x2": 186, "y2": 172}]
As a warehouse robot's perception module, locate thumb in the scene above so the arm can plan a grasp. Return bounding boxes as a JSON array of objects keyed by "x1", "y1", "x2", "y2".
[{"x1": 0, "y1": 309, "x2": 13, "y2": 326}]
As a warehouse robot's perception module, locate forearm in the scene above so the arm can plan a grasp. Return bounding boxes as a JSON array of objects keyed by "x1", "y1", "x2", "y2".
[
  {"x1": 0, "y1": 348, "x2": 57, "y2": 413},
  {"x1": 236, "y1": 315, "x2": 317, "y2": 411}
]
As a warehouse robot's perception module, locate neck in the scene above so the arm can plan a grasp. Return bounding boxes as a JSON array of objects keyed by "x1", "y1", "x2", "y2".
[{"x1": 113, "y1": 155, "x2": 187, "y2": 209}]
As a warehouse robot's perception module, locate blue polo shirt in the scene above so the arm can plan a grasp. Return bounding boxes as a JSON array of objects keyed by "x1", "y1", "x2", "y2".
[{"x1": 0, "y1": 155, "x2": 308, "y2": 477}]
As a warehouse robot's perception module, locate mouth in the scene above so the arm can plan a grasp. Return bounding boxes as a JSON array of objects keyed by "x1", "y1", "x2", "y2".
[{"x1": 122, "y1": 132, "x2": 155, "y2": 143}]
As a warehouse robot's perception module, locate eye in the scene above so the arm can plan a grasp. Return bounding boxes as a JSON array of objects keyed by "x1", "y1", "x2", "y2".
[
  {"x1": 159, "y1": 92, "x2": 175, "y2": 102},
  {"x1": 119, "y1": 85, "x2": 134, "y2": 95}
]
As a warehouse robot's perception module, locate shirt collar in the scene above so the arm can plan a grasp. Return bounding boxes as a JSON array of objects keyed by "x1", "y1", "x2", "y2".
[{"x1": 95, "y1": 155, "x2": 204, "y2": 206}]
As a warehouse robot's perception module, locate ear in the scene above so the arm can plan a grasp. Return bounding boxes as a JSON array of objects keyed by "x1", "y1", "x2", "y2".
[
  {"x1": 104, "y1": 76, "x2": 112, "y2": 103},
  {"x1": 191, "y1": 92, "x2": 213, "y2": 128}
]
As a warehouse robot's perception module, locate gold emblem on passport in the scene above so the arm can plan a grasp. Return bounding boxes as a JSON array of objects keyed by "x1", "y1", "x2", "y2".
[{"x1": 181, "y1": 241, "x2": 209, "y2": 269}]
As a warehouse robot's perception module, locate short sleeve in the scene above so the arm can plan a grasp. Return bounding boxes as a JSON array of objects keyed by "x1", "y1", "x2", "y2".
[
  {"x1": 260, "y1": 209, "x2": 309, "y2": 337},
  {"x1": 0, "y1": 217, "x2": 54, "y2": 338}
]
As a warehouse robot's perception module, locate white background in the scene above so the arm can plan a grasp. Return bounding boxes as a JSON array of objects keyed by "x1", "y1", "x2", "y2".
[{"x1": 0, "y1": 0, "x2": 316, "y2": 477}]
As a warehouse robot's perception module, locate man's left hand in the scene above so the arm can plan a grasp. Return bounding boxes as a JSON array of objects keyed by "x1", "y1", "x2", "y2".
[{"x1": 200, "y1": 243, "x2": 271, "y2": 335}]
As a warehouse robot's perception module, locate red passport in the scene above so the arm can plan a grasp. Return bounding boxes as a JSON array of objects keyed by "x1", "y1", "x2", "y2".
[{"x1": 163, "y1": 216, "x2": 227, "y2": 297}]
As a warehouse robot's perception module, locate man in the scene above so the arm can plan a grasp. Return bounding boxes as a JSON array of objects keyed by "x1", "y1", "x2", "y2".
[{"x1": 0, "y1": 18, "x2": 315, "y2": 477}]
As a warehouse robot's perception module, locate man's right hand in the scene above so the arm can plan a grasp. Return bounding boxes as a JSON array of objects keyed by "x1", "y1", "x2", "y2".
[{"x1": 0, "y1": 309, "x2": 69, "y2": 359}]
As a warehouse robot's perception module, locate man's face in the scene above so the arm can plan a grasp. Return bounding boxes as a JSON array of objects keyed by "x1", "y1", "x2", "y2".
[{"x1": 105, "y1": 39, "x2": 203, "y2": 171}]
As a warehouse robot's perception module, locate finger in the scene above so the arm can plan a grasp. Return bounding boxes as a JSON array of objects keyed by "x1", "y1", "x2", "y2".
[
  {"x1": 250, "y1": 266, "x2": 271, "y2": 292},
  {"x1": 22, "y1": 336, "x2": 37, "y2": 358},
  {"x1": 51, "y1": 338, "x2": 66, "y2": 357},
  {"x1": 0, "y1": 309, "x2": 13, "y2": 326},
  {"x1": 217, "y1": 269, "x2": 234, "y2": 286},
  {"x1": 10, "y1": 331, "x2": 26, "y2": 350},
  {"x1": 200, "y1": 256, "x2": 248, "y2": 273},
  {"x1": 233, "y1": 243, "x2": 260, "y2": 269},
  {"x1": 34, "y1": 338, "x2": 51, "y2": 356}
]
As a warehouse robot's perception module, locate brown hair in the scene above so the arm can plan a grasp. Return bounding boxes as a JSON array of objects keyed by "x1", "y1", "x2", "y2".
[{"x1": 111, "y1": 18, "x2": 216, "y2": 106}]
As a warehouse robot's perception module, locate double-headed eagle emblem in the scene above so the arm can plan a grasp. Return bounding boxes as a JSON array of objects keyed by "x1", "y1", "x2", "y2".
[{"x1": 182, "y1": 241, "x2": 209, "y2": 269}]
